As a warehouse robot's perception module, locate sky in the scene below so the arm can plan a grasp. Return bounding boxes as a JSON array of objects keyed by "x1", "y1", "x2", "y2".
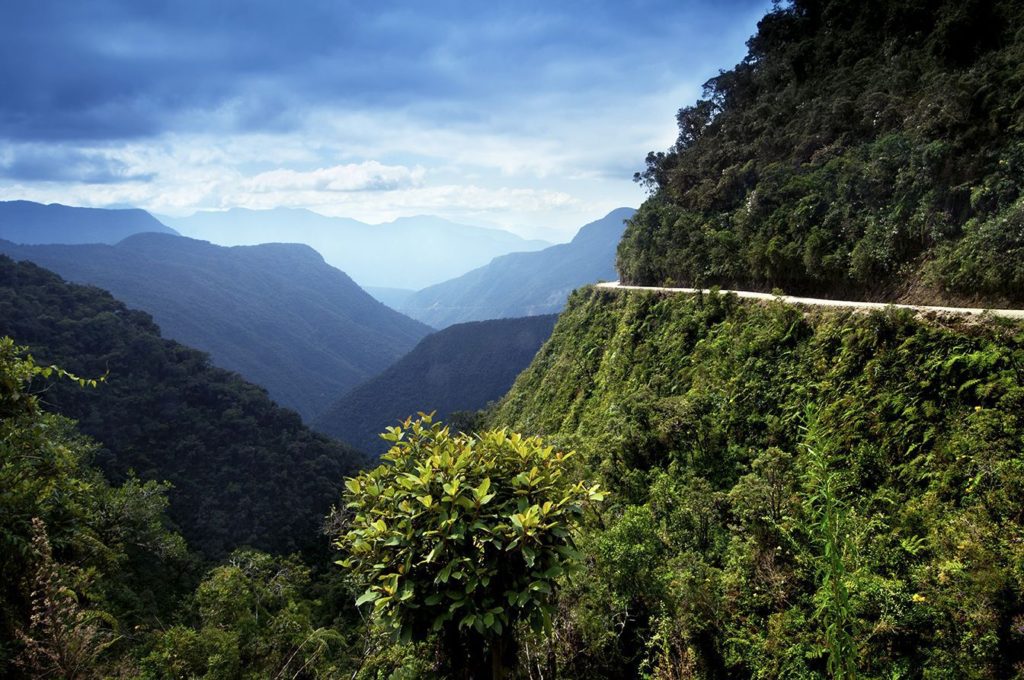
[{"x1": 0, "y1": 0, "x2": 771, "y2": 241}]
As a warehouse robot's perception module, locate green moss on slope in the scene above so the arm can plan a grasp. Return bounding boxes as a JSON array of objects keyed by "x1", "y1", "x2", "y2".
[{"x1": 490, "y1": 286, "x2": 1024, "y2": 677}]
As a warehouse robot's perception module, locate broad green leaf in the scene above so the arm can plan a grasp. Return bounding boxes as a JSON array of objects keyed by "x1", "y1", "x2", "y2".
[{"x1": 355, "y1": 589, "x2": 379, "y2": 606}]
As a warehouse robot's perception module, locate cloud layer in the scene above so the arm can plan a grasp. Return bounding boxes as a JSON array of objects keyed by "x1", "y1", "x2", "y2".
[{"x1": 0, "y1": 0, "x2": 770, "y2": 238}]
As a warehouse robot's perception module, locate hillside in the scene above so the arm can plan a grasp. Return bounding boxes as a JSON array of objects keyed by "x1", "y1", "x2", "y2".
[
  {"x1": 314, "y1": 314, "x2": 557, "y2": 454},
  {"x1": 0, "y1": 233, "x2": 431, "y2": 421},
  {"x1": 488, "y1": 285, "x2": 1024, "y2": 676},
  {"x1": 0, "y1": 200, "x2": 177, "y2": 243},
  {"x1": 621, "y1": 0, "x2": 1024, "y2": 305},
  {"x1": 400, "y1": 207, "x2": 635, "y2": 328},
  {"x1": 0, "y1": 339, "x2": 194, "y2": 677},
  {"x1": 0, "y1": 255, "x2": 366, "y2": 557},
  {"x1": 163, "y1": 207, "x2": 550, "y2": 289}
]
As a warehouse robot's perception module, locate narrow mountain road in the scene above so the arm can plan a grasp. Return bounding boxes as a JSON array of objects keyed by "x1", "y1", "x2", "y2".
[{"x1": 595, "y1": 281, "x2": 1024, "y2": 320}]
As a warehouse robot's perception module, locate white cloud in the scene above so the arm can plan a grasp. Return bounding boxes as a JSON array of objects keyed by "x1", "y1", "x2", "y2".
[
  {"x1": 242, "y1": 162, "x2": 425, "y2": 193},
  {"x1": 0, "y1": 91, "x2": 666, "y2": 239}
]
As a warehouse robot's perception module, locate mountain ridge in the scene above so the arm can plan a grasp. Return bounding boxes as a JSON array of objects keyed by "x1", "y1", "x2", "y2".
[
  {"x1": 0, "y1": 254, "x2": 366, "y2": 557},
  {"x1": 162, "y1": 207, "x2": 551, "y2": 289},
  {"x1": 0, "y1": 233, "x2": 432, "y2": 421},
  {"x1": 400, "y1": 207, "x2": 635, "y2": 328},
  {"x1": 0, "y1": 200, "x2": 178, "y2": 244},
  {"x1": 314, "y1": 314, "x2": 558, "y2": 454}
]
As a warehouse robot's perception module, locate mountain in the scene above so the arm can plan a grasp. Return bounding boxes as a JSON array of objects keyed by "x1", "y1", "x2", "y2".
[
  {"x1": 364, "y1": 286, "x2": 417, "y2": 310},
  {"x1": 621, "y1": 0, "x2": 1024, "y2": 306},
  {"x1": 0, "y1": 200, "x2": 177, "y2": 243},
  {"x1": 399, "y1": 208, "x2": 635, "y2": 328},
  {"x1": 0, "y1": 234, "x2": 431, "y2": 421},
  {"x1": 314, "y1": 314, "x2": 557, "y2": 454},
  {"x1": 161, "y1": 207, "x2": 551, "y2": 289},
  {"x1": 489, "y1": 285, "x2": 1024, "y2": 676},
  {"x1": 0, "y1": 255, "x2": 365, "y2": 558},
  {"x1": 471, "y1": 2, "x2": 1024, "y2": 674}
]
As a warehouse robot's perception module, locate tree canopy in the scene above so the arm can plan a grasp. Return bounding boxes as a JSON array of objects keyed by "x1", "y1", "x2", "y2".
[
  {"x1": 621, "y1": 0, "x2": 1024, "y2": 305},
  {"x1": 0, "y1": 256, "x2": 365, "y2": 558},
  {"x1": 0, "y1": 338, "x2": 192, "y2": 677}
]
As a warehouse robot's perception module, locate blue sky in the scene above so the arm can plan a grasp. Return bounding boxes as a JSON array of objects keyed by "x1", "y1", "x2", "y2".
[{"x1": 0, "y1": 0, "x2": 770, "y2": 240}]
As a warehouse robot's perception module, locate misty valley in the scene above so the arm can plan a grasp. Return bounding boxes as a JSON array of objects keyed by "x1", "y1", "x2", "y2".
[{"x1": 3, "y1": 0, "x2": 1024, "y2": 678}]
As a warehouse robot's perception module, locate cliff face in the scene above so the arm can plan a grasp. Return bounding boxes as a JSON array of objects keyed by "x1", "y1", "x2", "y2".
[{"x1": 489, "y1": 285, "x2": 1024, "y2": 676}]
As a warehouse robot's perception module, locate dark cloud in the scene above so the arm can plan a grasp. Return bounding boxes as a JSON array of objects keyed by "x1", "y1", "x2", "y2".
[
  {"x1": 0, "y1": 0, "x2": 769, "y2": 143},
  {"x1": 0, "y1": 147, "x2": 155, "y2": 183}
]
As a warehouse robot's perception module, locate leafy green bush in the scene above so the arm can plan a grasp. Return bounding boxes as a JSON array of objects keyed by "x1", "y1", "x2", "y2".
[
  {"x1": 142, "y1": 551, "x2": 350, "y2": 680},
  {"x1": 336, "y1": 415, "x2": 603, "y2": 677}
]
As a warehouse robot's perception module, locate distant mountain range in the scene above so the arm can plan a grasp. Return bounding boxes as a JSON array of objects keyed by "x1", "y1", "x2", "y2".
[
  {"x1": 0, "y1": 233, "x2": 431, "y2": 421},
  {"x1": 0, "y1": 200, "x2": 178, "y2": 243},
  {"x1": 0, "y1": 255, "x2": 365, "y2": 557},
  {"x1": 400, "y1": 207, "x2": 635, "y2": 328},
  {"x1": 364, "y1": 286, "x2": 417, "y2": 310},
  {"x1": 314, "y1": 314, "x2": 558, "y2": 455},
  {"x1": 161, "y1": 207, "x2": 551, "y2": 289}
]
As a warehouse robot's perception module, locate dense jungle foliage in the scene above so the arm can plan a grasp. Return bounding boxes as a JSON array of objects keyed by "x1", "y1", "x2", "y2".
[
  {"x1": 622, "y1": 0, "x2": 1024, "y2": 304},
  {"x1": 487, "y1": 286, "x2": 1024, "y2": 678},
  {"x1": 0, "y1": 256, "x2": 366, "y2": 558},
  {"x1": 0, "y1": 340, "x2": 372, "y2": 678},
  {"x1": 0, "y1": 337, "x2": 191, "y2": 676}
]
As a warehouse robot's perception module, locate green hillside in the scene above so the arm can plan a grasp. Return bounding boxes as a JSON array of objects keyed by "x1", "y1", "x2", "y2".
[
  {"x1": 621, "y1": 0, "x2": 1024, "y2": 305},
  {"x1": 0, "y1": 339, "x2": 195, "y2": 677},
  {"x1": 314, "y1": 314, "x2": 557, "y2": 454},
  {"x1": 0, "y1": 256, "x2": 365, "y2": 558},
  {"x1": 0, "y1": 233, "x2": 431, "y2": 421},
  {"x1": 488, "y1": 286, "x2": 1024, "y2": 676}
]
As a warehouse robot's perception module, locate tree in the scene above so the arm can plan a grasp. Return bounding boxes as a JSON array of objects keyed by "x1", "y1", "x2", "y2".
[
  {"x1": 16, "y1": 519, "x2": 118, "y2": 680},
  {"x1": 0, "y1": 337, "x2": 189, "y2": 677},
  {"x1": 141, "y1": 550, "x2": 348, "y2": 680},
  {"x1": 335, "y1": 415, "x2": 603, "y2": 679}
]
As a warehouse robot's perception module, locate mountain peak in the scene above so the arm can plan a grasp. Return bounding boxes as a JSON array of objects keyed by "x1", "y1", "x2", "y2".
[{"x1": 0, "y1": 200, "x2": 177, "y2": 245}]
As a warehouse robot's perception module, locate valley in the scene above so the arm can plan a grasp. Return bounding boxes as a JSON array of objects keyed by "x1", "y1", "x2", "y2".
[{"x1": 2, "y1": 0, "x2": 1024, "y2": 677}]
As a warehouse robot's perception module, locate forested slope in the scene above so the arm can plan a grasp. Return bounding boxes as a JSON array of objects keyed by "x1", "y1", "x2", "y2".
[
  {"x1": 315, "y1": 314, "x2": 557, "y2": 454},
  {"x1": 489, "y1": 286, "x2": 1024, "y2": 677},
  {"x1": 622, "y1": 0, "x2": 1024, "y2": 305},
  {"x1": 0, "y1": 256, "x2": 366, "y2": 558},
  {"x1": 0, "y1": 339, "x2": 195, "y2": 677},
  {"x1": 0, "y1": 233, "x2": 431, "y2": 420},
  {"x1": 0, "y1": 339, "x2": 372, "y2": 679}
]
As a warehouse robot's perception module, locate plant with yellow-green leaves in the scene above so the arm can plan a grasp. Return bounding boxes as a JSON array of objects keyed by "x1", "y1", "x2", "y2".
[{"x1": 335, "y1": 414, "x2": 603, "y2": 679}]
